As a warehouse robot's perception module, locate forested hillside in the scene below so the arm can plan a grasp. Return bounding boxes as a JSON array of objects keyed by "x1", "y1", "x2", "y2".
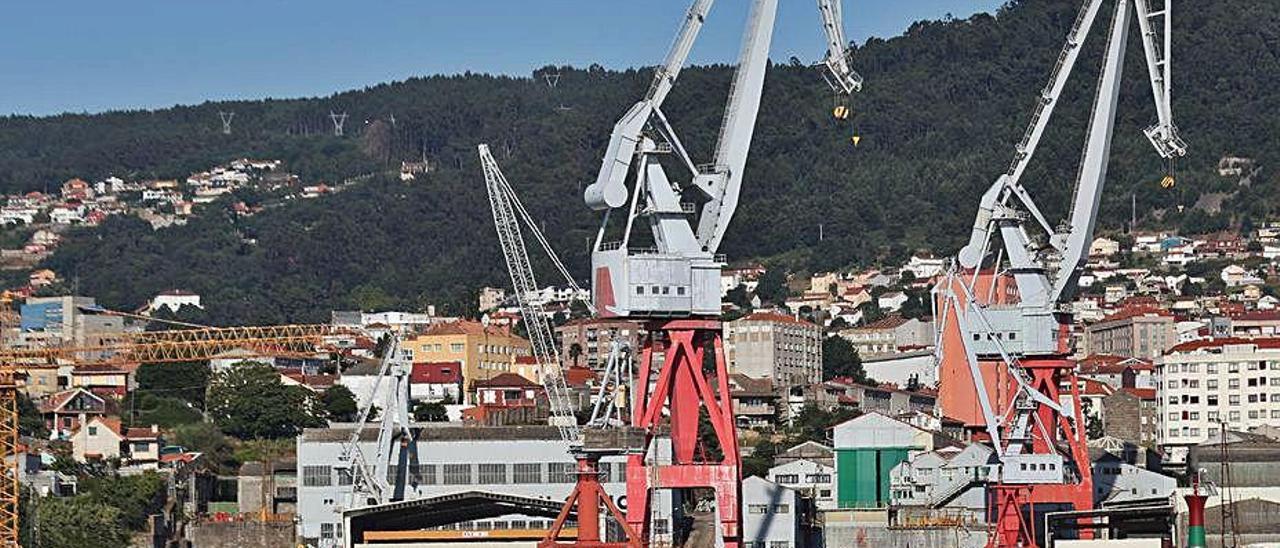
[{"x1": 5, "y1": 0, "x2": 1279, "y2": 324}]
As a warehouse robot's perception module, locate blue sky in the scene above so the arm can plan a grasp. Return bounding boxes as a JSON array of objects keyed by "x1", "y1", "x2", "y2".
[{"x1": 1, "y1": 1, "x2": 1003, "y2": 116}]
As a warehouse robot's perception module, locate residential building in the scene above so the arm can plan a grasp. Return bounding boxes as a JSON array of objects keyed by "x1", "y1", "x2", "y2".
[
  {"x1": 1155, "y1": 338, "x2": 1280, "y2": 452},
  {"x1": 876, "y1": 291, "x2": 908, "y2": 313},
  {"x1": 67, "y1": 364, "x2": 133, "y2": 397},
  {"x1": 838, "y1": 315, "x2": 934, "y2": 357},
  {"x1": 725, "y1": 312, "x2": 822, "y2": 387},
  {"x1": 148, "y1": 290, "x2": 202, "y2": 313},
  {"x1": 38, "y1": 388, "x2": 112, "y2": 437},
  {"x1": 402, "y1": 320, "x2": 532, "y2": 397},
  {"x1": 1215, "y1": 311, "x2": 1280, "y2": 338},
  {"x1": 859, "y1": 350, "x2": 936, "y2": 389},
  {"x1": 555, "y1": 318, "x2": 644, "y2": 371},
  {"x1": 1077, "y1": 354, "x2": 1156, "y2": 390},
  {"x1": 903, "y1": 255, "x2": 945, "y2": 280},
  {"x1": 742, "y1": 477, "x2": 808, "y2": 548},
  {"x1": 70, "y1": 416, "x2": 124, "y2": 462},
  {"x1": 477, "y1": 286, "x2": 506, "y2": 312},
  {"x1": 409, "y1": 362, "x2": 463, "y2": 403},
  {"x1": 773, "y1": 441, "x2": 834, "y2": 469},
  {"x1": 1084, "y1": 307, "x2": 1177, "y2": 360},
  {"x1": 465, "y1": 373, "x2": 549, "y2": 426},
  {"x1": 1089, "y1": 237, "x2": 1121, "y2": 257},
  {"x1": 728, "y1": 374, "x2": 780, "y2": 430},
  {"x1": 768, "y1": 459, "x2": 836, "y2": 510},
  {"x1": 1101, "y1": 388, "x2": 1159, "y2": 446}
]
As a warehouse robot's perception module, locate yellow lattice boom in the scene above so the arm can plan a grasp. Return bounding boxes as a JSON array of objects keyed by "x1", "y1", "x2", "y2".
[{"x1": 0, "y1": 322, "x2": 356, "y2": 546}]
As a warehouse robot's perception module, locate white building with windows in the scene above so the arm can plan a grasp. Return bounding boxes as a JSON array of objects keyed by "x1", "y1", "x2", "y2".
[
  {"x1": 742, "y1": 476, "x2": 806, "y2": 548},
  {"x1": 767, "y1": 459, "x2": 836, "y2": 510},
  {"x1": 296, "y1": 425, "x2": 632, "y2": 546},
  {"x1": 1155, "y1": 339, "x2": 1280, "y2": 451}
]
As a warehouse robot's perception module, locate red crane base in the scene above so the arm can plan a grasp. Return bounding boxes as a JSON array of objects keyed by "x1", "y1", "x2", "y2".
[
  {"x1": 541, "y1": 456, "x2": 640, "y2": 548},
  {"x1": 626, "y1": 319, "x2": 741, "y2": 548}
]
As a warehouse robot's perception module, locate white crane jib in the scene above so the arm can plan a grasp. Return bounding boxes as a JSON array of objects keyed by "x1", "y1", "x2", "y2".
[
  {"x1": 479, "y1": 144, "x2": 582, "y2": 447},
  {"x1": 585, "y1": 0, "x2": 858, "y2": 319},
  {"x1": 817, "y1": 0, "x2": 863, "y2": 94},
  {"x1": 935, "y1": 0, "x2": 1187, "y2": 466},
  {"x1": 956, "y1": 0, "x2": 1185, "y2": 310}
]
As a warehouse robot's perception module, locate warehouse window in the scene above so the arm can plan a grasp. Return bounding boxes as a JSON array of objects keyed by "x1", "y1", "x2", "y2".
[
  {"x1": 336, "y1": 468, "x2": 353, "y2": 486},
  {"x1": 513, "y1": 463, "x2": 542, "y2": 484},
  {"x1": 303, "y1": 466, "x2": 332, "y2": 487},
  {"x1": 478, "y1": 463, "x2": 507, "y2": 484},
  {"x1": 412, "y1": 465, "x2": 437, "y2": 485},
  {"x1": 548, "y1": 462, "x2": 576, "y2": 483},
  {"x1": 443, "y1": 464, "x2": 472, "y2": 485}
]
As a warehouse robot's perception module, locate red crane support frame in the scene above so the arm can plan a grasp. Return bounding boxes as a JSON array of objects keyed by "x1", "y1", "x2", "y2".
[{"x1": 626, "y1": 319, "x2": 741, "y2": 548}]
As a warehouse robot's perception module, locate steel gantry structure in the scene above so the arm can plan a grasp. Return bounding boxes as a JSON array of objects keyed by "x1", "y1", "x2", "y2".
[
  {"x1": 581, "y1": 1, "x2": 862, "y2": 546},
  {"x1": 932, "y1": 0, "x2": 1185, "y2": 546},
  {"x1": 0, "y1": 320, "x2": 350, "y2": 546}
]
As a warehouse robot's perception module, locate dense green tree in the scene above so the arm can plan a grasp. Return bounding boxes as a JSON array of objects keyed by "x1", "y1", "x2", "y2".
[
  {"x1": 788, "y1": 405, "x2": 860, "y2": 445},
  {"x1": 34, "y1": 497, "x2": 130, "y2": 548},
  {"x1": 412, "y1": 401, "x2": 449, "y2": 422},
  {"x1": 755, "y1": 269, "x2": 788, "y2": 305},
  {"x1": 135, "y1": 361, "x2": 210, "y2": 406},
  {"x1": 206, "y1": 361, "x2": 324, "y2": 439},
  {"x1": 320, "y1": 384, "x2": 359, "y2": 423},
  {"x1": 80, "y1": 472, "x2": 167, "y2": 530},
  {"x1": 171, "y1": 421, "x2": 237, "y2": 473},
  {"x1": 742, "y1": 438, "x2": 780, "y2": 478},
  {"x1": 17, "y1": 392, "x2": 47, "y2": 438},
  {"x1": 121, "y1": 393, "x2": 202, "y2": 428},
  {"x1": 822, "y1": 336, "x2": 868, "y2": 383}
]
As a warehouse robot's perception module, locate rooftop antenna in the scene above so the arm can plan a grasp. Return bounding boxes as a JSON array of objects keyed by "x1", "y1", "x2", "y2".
[
  {"x1": 329, "y1": 111, "x2": 348, "y2": 137},
  {"x1": 219, "y1": 111, "x2": 235, "y2": 135}
]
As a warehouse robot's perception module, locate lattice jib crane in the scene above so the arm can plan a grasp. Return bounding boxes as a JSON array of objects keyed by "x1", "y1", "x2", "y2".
[{"x1": 933, "y1": 1, "x2": 1186, "y2": 546}]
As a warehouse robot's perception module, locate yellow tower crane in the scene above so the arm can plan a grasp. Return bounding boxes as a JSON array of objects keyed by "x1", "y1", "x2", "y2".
[{"x1": 0, "y1": 318, "x2": 353, "y2": 546}]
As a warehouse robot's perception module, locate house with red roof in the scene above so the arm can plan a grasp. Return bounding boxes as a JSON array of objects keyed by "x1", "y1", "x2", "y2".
[
  {"x1": 463, "y1": 373, "x2": 549, "y2": 426},
  {"x1": 69, "y1": 418, "x2": 163, "y2": 465},
  {"x1": 1077, "y1": 354, "x2": 1156, "y2": 390},
  {"x1": 38, "y1": 388, "x2": 113, "y2": 437},
  {"x1": 409, "y1": 362, "x2": 463, "y2": 403}
]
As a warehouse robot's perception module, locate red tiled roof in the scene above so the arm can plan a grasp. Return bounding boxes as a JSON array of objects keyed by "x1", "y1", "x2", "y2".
[
  {"x1": 474, "y1": 373, "x2": 540, "y2": 389},
  {"x1": 862, "y1": 314, "x2": 910, "y2": 330},
  {"x1": 1078, "y1": 379, "x2": 1115, "y2": 397},
  {"x1": 124, "y1": 427, "x2": 160, "y2": 440},
  {"x1": 1078, "y1": 354, "x2": 1152, "y2": 375},
  {"x1": 1102, "y1": 305, "x2": 1173, "y2": 322},
  {"x1": 1168, "y1": 337, "x2": 1280, "y2": 353},
  {"x1": 411, "y1": 362, "x2": 462, "y2": 384},
  {"x1": 421, "y1": 320, "x2": 519, "y2": 339},
  {"x1": 564, "y1": 366, "x2": 596, "y2": 387},
  {"x1": 1122, "y1": 387, "x2": 1157, "y2": 400},
  {"x1": 1229, "y1": 311, "x2": 1280, "y2": 322},
  {"x1": 738, "y1": 311, "x2": 812, "y2": 326}
]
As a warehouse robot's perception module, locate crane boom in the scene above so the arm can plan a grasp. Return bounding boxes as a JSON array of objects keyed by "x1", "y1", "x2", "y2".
[
  {"x1": 695, "y1": 0, "x2": 778, "y2": 253},
  {"x1": 479, "y1": 144, "x2": 580, "y2": 446},
  {"x1": 816, "y1": 0, "x2": 863, "y2": 94}
]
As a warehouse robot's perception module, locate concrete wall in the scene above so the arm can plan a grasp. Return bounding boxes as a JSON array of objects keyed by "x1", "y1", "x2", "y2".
[
  {"x1": 823, "y1": 516, "x2": 984, "y2": 548},
  {"x1": 189, "y1": 521, "x2": 295, "y2": 548}
]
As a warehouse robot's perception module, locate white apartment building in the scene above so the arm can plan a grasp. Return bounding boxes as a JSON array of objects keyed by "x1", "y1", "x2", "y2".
[
  {"x1": 725, "y1": 312, "x2": 823, "y2": 387},
  {"x1": 1155, "y1": 339, "x2": 1280, "y2": 450}
]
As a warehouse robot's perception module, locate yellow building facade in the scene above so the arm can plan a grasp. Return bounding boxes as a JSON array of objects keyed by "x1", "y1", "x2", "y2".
[{"x1": 403, "y1": 321, "x2": 532, "y2": 393}]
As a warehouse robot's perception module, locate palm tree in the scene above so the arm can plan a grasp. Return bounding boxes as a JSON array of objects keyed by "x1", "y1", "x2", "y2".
[{"x1": 568, "y1": 343, "x2": 583, "y2": 367}]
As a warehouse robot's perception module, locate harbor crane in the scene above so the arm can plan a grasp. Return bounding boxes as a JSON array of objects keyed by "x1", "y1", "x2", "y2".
[
  {"x1": 479, "y1": 144, "x2": 642, "y2": 548},
  {"x1": 582, "y1": 1, "x2": 861, "y2": 546},
  {"x1": 932, "y1": 0, "x2": 1186, "y2": 546}
]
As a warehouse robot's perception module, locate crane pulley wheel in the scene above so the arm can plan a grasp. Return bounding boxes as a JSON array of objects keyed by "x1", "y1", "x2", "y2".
[{"x1": 833, "y1": 105, "x2": 850, "y2": 120}]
